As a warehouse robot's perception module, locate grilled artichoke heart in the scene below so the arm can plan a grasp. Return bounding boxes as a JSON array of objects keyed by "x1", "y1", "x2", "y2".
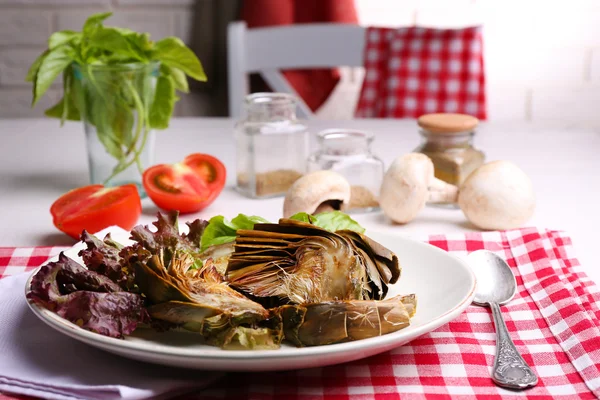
[
  {"x1": 134, "y1": 249, "x2": 281, "y2": 349},
  {"x1": 226, "y1": 219, "x2": 400, "y2": 304},
  {"x1": 278, "y1": 294, "x2": 417, "y2": 347}
]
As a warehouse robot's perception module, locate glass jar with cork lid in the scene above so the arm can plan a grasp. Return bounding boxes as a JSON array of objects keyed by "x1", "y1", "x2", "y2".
[
  {"x1": 235, "y1": 93, "x2": 308, "y2": 198},
  {"x1": 414, "y1": 113, "x2": 485, "y2": 187}
]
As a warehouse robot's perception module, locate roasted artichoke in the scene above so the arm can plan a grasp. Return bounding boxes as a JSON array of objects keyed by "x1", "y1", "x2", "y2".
[{"x1": 226, "y1": 219, "x2": 400, "y2": 304}]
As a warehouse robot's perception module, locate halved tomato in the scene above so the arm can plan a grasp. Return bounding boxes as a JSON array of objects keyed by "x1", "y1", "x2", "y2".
[
  {"x1": 51, "y1": 184, "x2": 142, "y2": 239},
  {"x1": 142, "y1": 153, "x2": 226, "y2": 214}
]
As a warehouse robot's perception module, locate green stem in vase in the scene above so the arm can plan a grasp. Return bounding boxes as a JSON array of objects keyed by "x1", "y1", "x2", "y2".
[{"x1": 123, "y1": 78, "x2": 143, "y2": 159}]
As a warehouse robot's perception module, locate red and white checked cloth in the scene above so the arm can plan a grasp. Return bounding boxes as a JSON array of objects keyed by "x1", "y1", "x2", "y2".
[
  {"x1": 355, "y1": 26, "x2": 487, "y2": 120},
  {"x1": 2, "y1": 227, "x2": 600, "y2": 399}
]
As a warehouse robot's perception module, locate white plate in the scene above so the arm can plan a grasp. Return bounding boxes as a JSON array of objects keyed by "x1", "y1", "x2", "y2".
[{"x1": 25, "y1": 227, "x2": 476, "y2": 372}]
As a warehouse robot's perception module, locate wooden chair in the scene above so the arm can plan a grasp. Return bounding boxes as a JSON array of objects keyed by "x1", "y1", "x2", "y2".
[{"x1": 227, "y1": 21, "x2": 366, "y2": 119}]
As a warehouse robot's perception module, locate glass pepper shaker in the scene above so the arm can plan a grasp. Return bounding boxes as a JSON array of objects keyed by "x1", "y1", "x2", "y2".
[
  {"x1": 307, "y1": 129, "x2": 384, "y2": 213},
  {"x1": 235, "y1": 93, "x2": 308, "y2": 198},
  {"x1": 414, "y1": 113, "x2": 485, "y2": 186}
]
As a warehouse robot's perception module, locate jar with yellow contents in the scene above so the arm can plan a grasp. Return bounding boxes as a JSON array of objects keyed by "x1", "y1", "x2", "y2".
[{"x1": 414, "y1": 113, "x2": 485, "y2": 187}]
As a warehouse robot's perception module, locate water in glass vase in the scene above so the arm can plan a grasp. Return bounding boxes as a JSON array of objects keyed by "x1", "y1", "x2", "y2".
[{"x1": 74, "y1": 61, "x2": 159, "y2": 197}]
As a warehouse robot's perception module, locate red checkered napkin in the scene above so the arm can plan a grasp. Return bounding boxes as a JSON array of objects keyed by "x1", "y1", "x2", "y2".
[
  {"x1": 355, "y1": 26, "x2": 487, "y2": 120},
  {"x1": 2, "y1": 228, "x2": 600, "y2": 399}
]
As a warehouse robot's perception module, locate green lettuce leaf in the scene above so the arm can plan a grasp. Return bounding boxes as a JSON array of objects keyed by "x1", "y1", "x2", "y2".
[
  {"x1": 290, "y1": 211, "x2": 365, "y2": 233},
  {"x1": 201, "y1": 214, "x2": 270, "y2": 251}
]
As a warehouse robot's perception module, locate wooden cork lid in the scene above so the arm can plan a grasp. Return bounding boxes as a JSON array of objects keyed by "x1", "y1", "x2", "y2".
[{"x1": 417, "y1": 113, "x2": 479, "y2": 134}]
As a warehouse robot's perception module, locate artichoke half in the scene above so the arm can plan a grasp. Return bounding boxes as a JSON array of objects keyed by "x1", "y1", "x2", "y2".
[
  {"x1": 226, "y1": 219, "x2": 401, "y2": 305},
  {"x1": 134, "y1": 248, "x2": 282, "y2": 349}
]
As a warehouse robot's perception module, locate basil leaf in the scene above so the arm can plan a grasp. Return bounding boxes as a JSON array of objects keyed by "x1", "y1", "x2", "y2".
[
  {"x1": 111, "y1": 100, "x2": 134, "y2": 148},
  {"x1": 161, "y1": 64, "x2": 188, "y2": 93},
  {"x1": 151, "y1": 37, "x2": 206, "y2": 81},
  {"x1": 97, "y1": 128, "x2": 123, "y2": 159},
  {"x1": 149, "y1": 75, "x2": 175, "y2": 129},
  {"x1": 45, "y1": 65, "x2": 80, "y2": 125},
  {"x1": 25, "y1": 49, "x2": 48, "y2": 82},
  {"x1": 83, "y1": 12, "x2": 113, "y2": 35},
  {"x1": 89, "y1": 27, "x2": 145, "y2": 61},
  {"x1": 49, "y1": 30, "x2": 80, "y2": 49},
  {"x1": 290, "y1": 211, "x2": 365, "y2": 233},
  {"x1": 110, "y1": 26, "x2": 135, "y2": 36},
  {"x1": 33, "y1": 46, "x2": 74, "y2": 106},
  {"x1": 44, "y1": 96, "x2": 81, "y2": 125},
  {"x1": 44, "y1": 95, "x2": 81, "y2": 122},
  {"x1": 127, "y1": 32, "x2": 153, "y2": 53}
]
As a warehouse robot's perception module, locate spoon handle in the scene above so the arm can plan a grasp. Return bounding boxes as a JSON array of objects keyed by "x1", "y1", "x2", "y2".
[{"x1": 489, "y1": 301, "x2": 538, "y2": 390}]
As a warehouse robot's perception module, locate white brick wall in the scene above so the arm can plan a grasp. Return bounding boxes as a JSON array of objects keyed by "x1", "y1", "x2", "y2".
[
  {"x1": 0, "y1": 0, "x2": 195, "y2": 118},
  {"x1": 1, "y1": 0, "x2": 600, "y2": 125}
]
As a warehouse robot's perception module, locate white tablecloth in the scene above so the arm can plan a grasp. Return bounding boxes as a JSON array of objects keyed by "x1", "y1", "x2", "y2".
[{"x1": 0, "y1": 117, "x2": 597, "y2": 282}]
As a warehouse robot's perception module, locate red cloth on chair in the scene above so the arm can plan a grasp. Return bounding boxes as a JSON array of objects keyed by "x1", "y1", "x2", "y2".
[
  {"x1": 241, "y1": 0, "x2": 358, "y2": 112},
  {"x1": 355, "y1": 26, "x2": 487, "y2": 119}
]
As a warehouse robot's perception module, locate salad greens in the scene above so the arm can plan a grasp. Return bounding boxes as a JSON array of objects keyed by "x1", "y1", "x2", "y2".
[
  {"x1": 28, "y1": 252, "x2": 147, "y2": 338},
  {"x1": 201, "y1": 215, "x2": 270, "y2": 251},
  {"x1": 289, "y1": 211, "x2": 366, "y2": 233},
  {"x1": 200, "y1": 211, "x2": 365, "y2": 251},
  {"x1": 27, "y1": 12, "x2": 206, "y2": 183}
]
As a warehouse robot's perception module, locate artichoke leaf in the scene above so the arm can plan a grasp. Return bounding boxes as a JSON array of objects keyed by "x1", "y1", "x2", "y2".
[
  {"x1": 200, "y1": 313, "x2": 283, "y2": 349},
  {"x1": 338, "y1": 230, "x2": 400, "y2": 285},
  {"x1": 134, "y1": 260, "x2": 192, "y2": 304},
  {"x1": 278, "y1": 295, "x2": 416, "y2": 347},
  {"x1": 147, "y1": 301, "x2": 221, "y2": 327}
]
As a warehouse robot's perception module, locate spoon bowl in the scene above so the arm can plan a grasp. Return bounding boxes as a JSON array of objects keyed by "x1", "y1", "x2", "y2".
[
  {"x1": 468, "y1": 250, "x2": 538, "y2": 390},
  {"x1": 470, "y1": 250, "x2": 517, "y2": 306}
]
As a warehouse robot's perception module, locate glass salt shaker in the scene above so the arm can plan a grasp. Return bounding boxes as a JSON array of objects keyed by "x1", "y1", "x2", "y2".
[
  {"x1": 414, "y1": 113, "x2": 485, "y2": 186},
  {"x1": 307, "y1": 129, "x2": 384, "y2": 213},
  {"x1": 235, "y1": 93, "x2": 308, "y2": 198}
]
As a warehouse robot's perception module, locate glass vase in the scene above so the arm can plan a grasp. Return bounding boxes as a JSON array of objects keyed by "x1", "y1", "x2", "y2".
[{"x1": 73, "y1": 62, "x2": 159, "y2": 197}]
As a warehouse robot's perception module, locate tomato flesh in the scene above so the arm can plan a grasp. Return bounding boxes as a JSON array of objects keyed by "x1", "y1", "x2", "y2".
[
  {"x1": 51, "y1": 184, "x2": 142, "y2": 240},
  {"x1": 143, "y1": 153, "x2": 226, "y2": 214}
]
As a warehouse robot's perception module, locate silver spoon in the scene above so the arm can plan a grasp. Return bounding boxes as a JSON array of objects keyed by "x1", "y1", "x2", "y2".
[{"x1": 468, "y1": 250, "x2": 538, "y2": 390}]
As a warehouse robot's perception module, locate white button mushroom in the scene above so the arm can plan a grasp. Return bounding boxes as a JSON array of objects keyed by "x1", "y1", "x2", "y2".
[
  {"x1": 458, "y1": 160, "x2": 535, "y2": 230},
  {"x1": 380, "y1": 154, "x2": 535, "y2": 230},
  {"x1": 283, "y1": 170, "x2": 351, "y2": 218},
  {"x1": 379, "y1": 153, "x2": 458, "y2": 224}
]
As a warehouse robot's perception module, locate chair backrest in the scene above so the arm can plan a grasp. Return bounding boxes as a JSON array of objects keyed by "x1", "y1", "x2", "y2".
[{"x1": 227, "y1": 21, "x2": 366, "y2": 119}]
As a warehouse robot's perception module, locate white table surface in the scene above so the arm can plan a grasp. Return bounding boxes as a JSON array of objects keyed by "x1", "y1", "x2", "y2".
[{"x1": 0, "y1": 117, "x2": 598, "y2": 282}]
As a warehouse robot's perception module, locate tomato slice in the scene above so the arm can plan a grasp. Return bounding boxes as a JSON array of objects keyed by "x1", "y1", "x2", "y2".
[
  {"x1": 142, "y1": 153, "x2": 226, "y2": 214},
  {"x1": 50, "y1": 184, "x2": 142, "y2": 240}
]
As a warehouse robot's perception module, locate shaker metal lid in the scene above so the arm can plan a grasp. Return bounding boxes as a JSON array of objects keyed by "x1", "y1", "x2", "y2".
[{"x1": 417, "y1": 113, "x2": 479, "y2": 134}]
